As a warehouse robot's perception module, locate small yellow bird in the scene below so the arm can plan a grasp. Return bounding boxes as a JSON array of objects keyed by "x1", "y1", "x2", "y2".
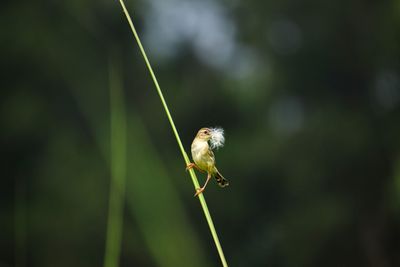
[{"x1": 186, "y1": 127, "x2": 229, "y2": 197}]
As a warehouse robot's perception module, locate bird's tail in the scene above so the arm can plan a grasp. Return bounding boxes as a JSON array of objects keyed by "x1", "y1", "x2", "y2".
[{"x1": 214, "y1": 169, "x2": 229, "y2": 187}]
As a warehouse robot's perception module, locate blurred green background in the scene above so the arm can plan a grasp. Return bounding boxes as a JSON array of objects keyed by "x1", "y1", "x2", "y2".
[{"x1": 2, "y1": 0, "x2": 400, "y2": 266}]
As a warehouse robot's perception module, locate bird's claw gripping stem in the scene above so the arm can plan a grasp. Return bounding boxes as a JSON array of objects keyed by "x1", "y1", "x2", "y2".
[
  {"x1": 186, "y1": 162, "x2": 204, "y2": 172},
  {"x1": 186, "y1": 162, "x2": 195, "y2": 171},
  {"x1": 194, "y1": 187, "x2": 204, "y2": 197}
]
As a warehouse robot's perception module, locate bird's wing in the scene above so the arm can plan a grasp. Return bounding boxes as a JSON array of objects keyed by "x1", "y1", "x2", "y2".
[{"x1": 208, "y1": 148, "x2": 215, "y2": 162}]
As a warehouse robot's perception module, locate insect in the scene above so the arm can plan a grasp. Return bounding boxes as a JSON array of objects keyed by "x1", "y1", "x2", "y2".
[{"x1": 186, "y1": 127, "x2": 229, "y2": 197}]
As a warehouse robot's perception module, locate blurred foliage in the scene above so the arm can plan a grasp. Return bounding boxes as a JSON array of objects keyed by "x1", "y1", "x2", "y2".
[{"x1": 1, "y1": 0, "x2": 400, "y2": 266}]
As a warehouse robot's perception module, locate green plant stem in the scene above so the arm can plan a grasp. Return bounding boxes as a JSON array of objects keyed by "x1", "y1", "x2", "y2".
[
  {"x1": 117, "y1": 1, "x2": 228, "y2": 266},
  {"x1": 104, "y1": 51, "x2": 127, "y2": 267}
]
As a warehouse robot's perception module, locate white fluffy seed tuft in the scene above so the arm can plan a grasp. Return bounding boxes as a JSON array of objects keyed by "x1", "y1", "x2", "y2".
[{"x1": 209, "y1": 127, "x2": 225, "y2": 149}]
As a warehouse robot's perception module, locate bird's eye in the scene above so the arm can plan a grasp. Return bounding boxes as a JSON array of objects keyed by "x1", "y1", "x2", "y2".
[{"x1": 204, "y1": 130, "x2": 209, "y2": 134}]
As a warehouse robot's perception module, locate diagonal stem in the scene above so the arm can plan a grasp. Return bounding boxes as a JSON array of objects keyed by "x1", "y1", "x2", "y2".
[{"x1": 116, "y1": 1, "x2": 228, "y2": 266}]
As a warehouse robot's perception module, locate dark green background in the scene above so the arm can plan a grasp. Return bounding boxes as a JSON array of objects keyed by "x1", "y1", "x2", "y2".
[{"x1": 2, "y1": 0, "x2": 400, "y2": 266}]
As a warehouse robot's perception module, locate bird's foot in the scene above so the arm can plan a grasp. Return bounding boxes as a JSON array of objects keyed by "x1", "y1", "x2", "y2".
[
  {"x1": 186, "y1": 162, "x2": 205, "y2": 172},
  {"x1": 186, "y1": 162, "x2": 196, "y2": 171},
  {"x1": 194, "y1": 187, "x2": 205, "y2": 197}
]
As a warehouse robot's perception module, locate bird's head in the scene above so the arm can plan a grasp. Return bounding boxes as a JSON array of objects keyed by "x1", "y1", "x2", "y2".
[{"x1": 196, "y1": 128, "x2": 212, "y2": 141}]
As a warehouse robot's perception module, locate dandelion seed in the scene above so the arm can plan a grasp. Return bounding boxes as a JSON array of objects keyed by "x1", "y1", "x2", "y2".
[{"x1": 209, "y1": 127, "x2": 225, "y2": 149}]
